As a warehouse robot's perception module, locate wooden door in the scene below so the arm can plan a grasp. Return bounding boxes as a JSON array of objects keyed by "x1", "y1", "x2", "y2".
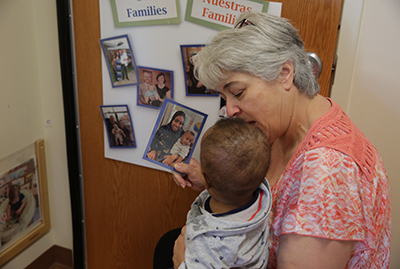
[{"x1": 71, "y1": 0, "x2": 343, "y2": 268}]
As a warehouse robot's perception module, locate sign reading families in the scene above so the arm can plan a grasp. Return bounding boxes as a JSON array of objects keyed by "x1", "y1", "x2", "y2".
[
  {"x1": 185, "y1": 0, "x2": 282, "y2": 30},
  {"x1": 110, "y1": 0, "x2": 181, "y2": 27}
]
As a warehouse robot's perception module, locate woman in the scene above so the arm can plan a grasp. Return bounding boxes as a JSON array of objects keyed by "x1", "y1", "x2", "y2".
[
  {"x1": 168, "y1": 11, "x2": 391, "y2": 269},
  {"x1": 147, "y1": 111, "x2": 185, "y2": 162},
  {"x1": 155, "y1": 73, "x2": 171, "y2": 103}
]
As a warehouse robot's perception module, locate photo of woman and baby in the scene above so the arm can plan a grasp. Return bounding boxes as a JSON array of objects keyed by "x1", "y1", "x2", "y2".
[
  {"x1": 143, "y1": 100, "x2": 207, "y2": 171},
  {"x1": 101, "y1": 105, "x2": 136, "y2": 148},
  {"x1": 137, "y1": 67, "x2": 174, "y2": 108}
]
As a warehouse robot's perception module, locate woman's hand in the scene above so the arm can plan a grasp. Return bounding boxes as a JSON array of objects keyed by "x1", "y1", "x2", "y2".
[
  {"x1": 173, "y1": 226, "x2": 186, "y2": 269},
  {"x1": 146, "y1": 150, "x2": 156, "y2": 160},
  {"x1": 162, "y1": 155, "x2": 175, "y2": 166},
  {"x1": 172, "y1": 159, "x2": 206, "y2": 192}
]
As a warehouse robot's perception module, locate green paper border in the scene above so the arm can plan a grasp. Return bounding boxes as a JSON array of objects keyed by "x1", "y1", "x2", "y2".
[
  {"x1": 185, "y1": 0, "x2": 269, "y2": 31},
  {"x1": 110, "y1": 0, "x2": 181, "y2": 27}
]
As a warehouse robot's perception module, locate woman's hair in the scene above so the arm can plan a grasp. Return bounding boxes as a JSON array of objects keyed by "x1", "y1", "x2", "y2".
[
  {"x1": 192, "y1": 11, "x2": 319, "y2": 97},
  {"x1": 156, "y1": 73, "x2": 166, "y2": 83},
  {"x1": 169, "y1": 110, "x2": 186, "y2": 125},
  {"x1": 200, "y1": 118, "x2": 271, "y2": 199}
]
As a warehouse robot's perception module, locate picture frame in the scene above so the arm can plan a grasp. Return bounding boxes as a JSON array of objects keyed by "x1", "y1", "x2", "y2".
[
  {"x1": 137, "y1": 66, "x2": 174, "y2": 109},
  {"x1": 100, "y1": 34, "x2": 139, "y2": 88},
  {"x1": 143, "y1": 99, "x2": 208, "y2": 172},
  {"x1": 180, "y1": 45, "x2": 219, "y2": 97},
  {"x1": 100, "y1": 105, "x2": 137, "y2": 148},
  {"x1": 0, "y1": 140, "x2": 50, "y2": 267}
]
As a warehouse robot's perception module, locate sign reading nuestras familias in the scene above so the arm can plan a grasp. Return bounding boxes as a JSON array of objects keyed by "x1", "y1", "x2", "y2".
[
  {"x1": 185, "y1": 0, "x2": 282, "y2": 30},
  {"x1": 110, "y1": 0, "x2": 181, "y2": 27}
]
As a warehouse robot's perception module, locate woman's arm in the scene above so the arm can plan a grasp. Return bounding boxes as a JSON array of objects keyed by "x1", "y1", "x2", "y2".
[
  {"x1": 155, "y1": 90, "x2": 161, "y2": 101},
  {"x1": 147, "y1": 150, "x2": 156, "y2": 160},
  {"x1": 173, "y1": 226, "x2": 186, "y2": 269},
  {"x1": 166, "y1": 88, "x2": 171, "y2": 99},
  {"x1": 277, "y1": 233, "x2": 355, "y2": 269}
]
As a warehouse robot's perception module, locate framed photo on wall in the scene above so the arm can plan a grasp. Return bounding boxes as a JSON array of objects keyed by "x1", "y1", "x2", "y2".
[
  {"x1": 137, "y1": 66, "x2": 174, "y2": 109},
  {"x1": 180, "y1": 44, "x2": 218, "y2": 97},
  {"x1": 100, "y1": 34, "x2": 139, "y2": 88},
  {"x1": 143, "y1": 99, "x2": 207, "y2": 172},
  {"x1": 0, "y1": 140, "x2": 50, "y2": 267},
  {"x1": 100, "y1": 105, "x2": 136, "y2": 148}
]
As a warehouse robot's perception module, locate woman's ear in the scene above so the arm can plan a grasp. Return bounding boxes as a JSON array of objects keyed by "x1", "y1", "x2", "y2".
[{"x1": 280, "y1": 61, "x2": 294, "y2": 91}]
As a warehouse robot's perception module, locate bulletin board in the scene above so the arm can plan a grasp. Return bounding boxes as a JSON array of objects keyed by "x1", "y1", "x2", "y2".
[{"x1": 99, "y1": 0, "x2": 282, "y2": 172}]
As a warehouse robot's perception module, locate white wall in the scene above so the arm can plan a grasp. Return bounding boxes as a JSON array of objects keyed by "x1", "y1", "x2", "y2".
[
  {"x1": 331, "y1": 0, "x2": 400, "y2": 267},
  {"x1": 0, "y1": 0, "x2": 73, "y2": 268}
]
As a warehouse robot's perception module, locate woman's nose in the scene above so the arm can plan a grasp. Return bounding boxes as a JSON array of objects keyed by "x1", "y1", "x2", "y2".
[{"x1": 225, "y1": 100, "x2": 240, "y2": 117}]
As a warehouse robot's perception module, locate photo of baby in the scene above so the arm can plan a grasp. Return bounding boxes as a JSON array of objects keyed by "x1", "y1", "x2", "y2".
[
  {"x1": 100, "y1": 105, "x2": 136, "y2": 148},
  {"x1": 143, "y1": 99, "x2": 207, "y2": 171},
  {"x1": 137, "y1": 67, "x2": 174, "y2": 109},
  {"x1": 0, "y1": 158, "x2": 41, "y2": 252}
]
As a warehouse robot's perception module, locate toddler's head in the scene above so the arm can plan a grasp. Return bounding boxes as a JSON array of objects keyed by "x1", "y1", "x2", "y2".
[
  {"x1": 8, "y1": 185, "x2": 21, "y2": 204},
  {"x1": 200, "y1": 118, "x2": 271, "y2": 200},
  {"x1": 180, "y1": 131, "x2": 195, "y2": 146}
]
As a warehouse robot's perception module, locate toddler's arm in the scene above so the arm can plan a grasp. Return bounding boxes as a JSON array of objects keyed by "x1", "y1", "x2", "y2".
[
  {"x1": 15, "y1": 197, "x2": 26, "y2": 215},
  {"x1": 162, "y1": 154, "x2": 178, "y2": 166},
  {"x1": 6, "y1": 204, "x2": 11, "y2": 225}
]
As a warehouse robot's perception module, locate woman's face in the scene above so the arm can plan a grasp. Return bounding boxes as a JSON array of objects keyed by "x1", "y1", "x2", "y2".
[
  {"x1": 119, "y1": 121, "x2": 125, "y2": 128},
  {"x1": 216, "y1": 72, "x2": 292, "y2": 144},
  {"x1": 157, "y1": 75, "x2": 165, "y2": 84},
  {"x1": 171, "y1": 115, "x2": 184, "y2": 132}
]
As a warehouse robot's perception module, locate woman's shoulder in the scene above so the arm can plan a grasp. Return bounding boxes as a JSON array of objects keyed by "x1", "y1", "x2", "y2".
[{"x1": 157, "y1": 124, "x2": 171, "y2": 133}]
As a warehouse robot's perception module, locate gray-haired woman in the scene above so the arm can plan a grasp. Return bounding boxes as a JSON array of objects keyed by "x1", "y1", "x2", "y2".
[{"x1": 169, "y1": 11, "x2": 390, "y2": 269}]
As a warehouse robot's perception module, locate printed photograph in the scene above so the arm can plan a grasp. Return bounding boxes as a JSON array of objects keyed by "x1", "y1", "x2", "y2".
[
  {"x1": 137, "y1": 67, "x2": 174, "y2": 109},
  {"x1": 143, "y1": 99, "x2": 208, "y2": 172},
  {"x1": 101, "y1": 105, "x2": 136, "y2": 148},
  {"x1": 180, "y1": 44, "x2": 218, "y2": 96},
  {"x1": 100, "y1": 34, "x2": 139, "y2": 88},
  {"x1": 0, "y1": 158, "x2": 41, "y2": 252}
]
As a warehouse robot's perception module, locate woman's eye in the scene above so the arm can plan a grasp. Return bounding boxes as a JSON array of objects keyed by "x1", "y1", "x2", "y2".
[{"x1": 234, "y1": 91, "x2": 243, "y2": 98}]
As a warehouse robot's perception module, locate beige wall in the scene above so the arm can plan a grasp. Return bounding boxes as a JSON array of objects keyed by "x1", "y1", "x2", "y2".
[
  {"x1": 331, "y1": 0, "x2": 399, "y2": 267},
  {"x1": 0, "y1": 0, "x2": 73, "y2": 268}
]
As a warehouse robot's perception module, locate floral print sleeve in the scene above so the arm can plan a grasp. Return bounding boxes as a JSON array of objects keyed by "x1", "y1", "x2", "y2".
[{"x1": 268, "y1": 147, "x2": 391, "y2": 269}]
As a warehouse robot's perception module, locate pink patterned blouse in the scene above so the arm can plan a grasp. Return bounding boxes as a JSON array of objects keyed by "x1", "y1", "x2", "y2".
[{"x1": 268, "y1": 99, "x2": 391, "y2": 268}]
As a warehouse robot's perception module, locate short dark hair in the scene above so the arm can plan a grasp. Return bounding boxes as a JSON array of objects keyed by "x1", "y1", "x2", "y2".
[
  {"x1": 200, "y1": 118, "x2": 271, "y2": 199},
  {"x1": 8, "y1": 185, "x2": 20, "y2": 201},
  {"x1": 156, "y1": 72, "x2": 166, "y2": 82}
]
